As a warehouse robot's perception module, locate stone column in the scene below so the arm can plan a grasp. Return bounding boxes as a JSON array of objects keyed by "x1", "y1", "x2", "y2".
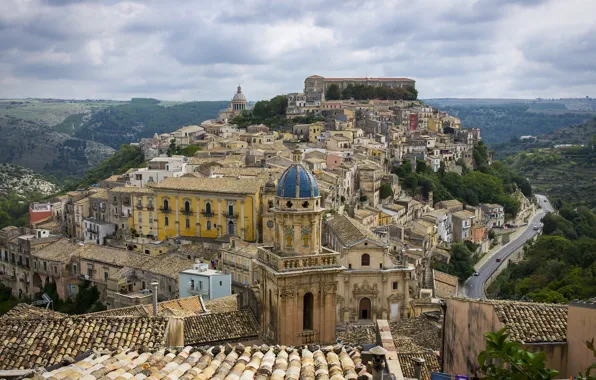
[
  {"x1": 240, "y1": 200, "x2": 245, "y2": 240},
  {"x1": 175, "y1": 197, "x2": 180, "y2": 236},
  {"x1": 218, "y1": 199, "x2": 222, "y2": 238}
]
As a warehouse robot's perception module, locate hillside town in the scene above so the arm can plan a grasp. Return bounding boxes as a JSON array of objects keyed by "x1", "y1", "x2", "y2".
[{"x1": 0, "y1": 76, "x2": 593, "y2": 379}]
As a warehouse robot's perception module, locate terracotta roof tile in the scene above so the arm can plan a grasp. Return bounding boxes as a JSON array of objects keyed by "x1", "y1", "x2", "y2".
[
  {"x1": 183, "y1": 310, "x2": 259, "y2": 345},
  {"x1": 203, "y1": 295, "x2": 239, "y2": 314},
  {"x1": 89, "y1": 296, "x2": 205, "y2": 317},
  {"x1": 397, "y1": 352, "x2": 440, "y2": 380},
  {"x1": 25, "y1": 345, "x2": 363, "y2": 379},
  {"x1": 451, "y1": 298, "x2": 569, "y2": 343},
  {"x1": 1, "y1": 304, "x2": 66, "y2": 319},
  {"x1": 326, "y1": 215, "x2": 383, "y2": 247},
  {"x1": 148, "y1": 176, "x2": 264, "y2": 194},
  {"x1": 0, "y1": 316, "x2": 168, "y2": 369}
]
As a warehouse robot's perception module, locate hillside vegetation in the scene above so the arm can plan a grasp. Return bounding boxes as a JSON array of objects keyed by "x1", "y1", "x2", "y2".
[
  {"x1": 503, "y1": 120, "x2": 596, "y2": 207},
  {"x1": 424, "y1": 103, "x2": 594, "y2": 145},
  {"x1": 488, "y1": 205, "x2": 596, "y2": 303},
  {"x1": 74, "y1": 100, "x2": 227, "y2": 148},
  {"x1": 394, "y1": 142, "x2": 531, "y2": 218}
]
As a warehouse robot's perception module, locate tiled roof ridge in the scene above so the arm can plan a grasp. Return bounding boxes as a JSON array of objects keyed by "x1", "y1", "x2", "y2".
[{"x1": 449, "y1": 296, "x2": 569, "y2": 308}]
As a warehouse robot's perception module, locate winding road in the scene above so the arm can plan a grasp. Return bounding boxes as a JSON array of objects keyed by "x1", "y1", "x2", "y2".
[{"x1": 463, "y1": 194, "x2": 554, "y2": 299}]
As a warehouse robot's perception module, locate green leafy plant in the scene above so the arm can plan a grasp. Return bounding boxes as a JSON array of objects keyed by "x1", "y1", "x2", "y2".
[
  {"x1": 578, "y1": 338, "x2": 596, "y2": 380},
  {"x1": 478, "y1": 327, "x2": 559, "y2": 379}
]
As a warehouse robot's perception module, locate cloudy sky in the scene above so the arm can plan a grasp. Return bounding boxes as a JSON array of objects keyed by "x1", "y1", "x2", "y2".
[{"x1": 1, "y1": 0, "x2": 595, "y2": 101}]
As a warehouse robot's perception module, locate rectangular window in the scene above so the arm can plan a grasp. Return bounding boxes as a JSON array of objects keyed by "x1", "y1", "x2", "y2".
[
  {"x1": 53, "y1": 266, "x2": 58, "y2": 274},
  {"x1": 104, "y1": 271, "x2": 109, "y2": 281},
  {"x1": 199, "y1": 281, "x2": 203, "y2": 290},
  {"x1": 43, "y1": 262, "x2": 47, "y2": 271},
  {"x1": 87, "y1": 264, "x2": 93, "y2": 277},
  {"x1": 190, "y1": 279, "x2": 195, "y2": 290},
  {"x1": 244, "y1": 276, "x2": 248, "y2": 285},
  {"x1": 392, "y1": 281, "x2": 398, "y2": 290},
  {"x1": 25, "y1": 258, "x2": 29, "y2": 268},
  {"x1": 73, "y1": 264, "x2": 77, "y2": 274},
  {"x1": 220, "y1": 281, "x2": 223, "y2": 286}
]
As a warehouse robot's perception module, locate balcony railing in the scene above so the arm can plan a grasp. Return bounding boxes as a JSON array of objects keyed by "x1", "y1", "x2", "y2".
[
  {"x1": 201, "y1": 210, "x2": 214, "y2": 217},
  {"x1": 180, "y1": 208, "x2": 194, "y2": 216},
  {"x1": 146, "y1": 205, "x2": 154, "y2": 211},
  {"x1": 256, "y1": 248, "x2": 340, "y2": 272},
  {"x1": 160, "y1": 208, "x2": 172, "y2": 214},
  {"x1": 136, "y1": 204, "x2": 143, "y2": 210},
  {"x1": 225, "y1": 212, "x2": 238, "y2": 219}
]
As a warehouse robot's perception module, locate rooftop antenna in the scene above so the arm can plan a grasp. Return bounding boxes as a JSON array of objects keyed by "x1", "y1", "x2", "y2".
[{"x1": 32, "y1": 293, "x2": 53, "y2": 310}]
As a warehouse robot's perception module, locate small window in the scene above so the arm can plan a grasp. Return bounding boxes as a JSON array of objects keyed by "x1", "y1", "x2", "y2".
[
  {"x1": 348, "y1": 263, "x2": 352, "y2": 269},
  {"x1": 138, "y1": 212, "x2": 142, "y2": 223},
  {"x1": 104, "y1": 271, "x2": 108, "y2": 281},
  {"x1": 164, "y1": 216, "x2": 169, "y2": 226},
  {"x1": 207, "y1": 221, "x2": 211, "y2": 230},
  {"x1": 220, "y1": 281, "x2": 223, "y2": 286},
  {"x1": 392, "y1": 281, "x2": 398, "y2": 290},
  {"x1": 186, "y1": 218, "x2": 190, "y2": 229},
  {"x1": 361, "y1": 254, "x2": 370, "y2": 266},
  {"x1": 73, "y1": 264, "x2": 77, "y2": 274}
]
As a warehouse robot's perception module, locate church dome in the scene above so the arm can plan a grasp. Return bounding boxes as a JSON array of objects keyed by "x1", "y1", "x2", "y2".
[
  {"x1": 276, "y1": 164, "x2": 319, "y2": 198},
  {"x1": 232, "y1": 85, "x2": 246, "y2": 102}
]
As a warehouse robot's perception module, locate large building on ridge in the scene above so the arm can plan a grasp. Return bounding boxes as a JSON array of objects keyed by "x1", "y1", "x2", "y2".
[{"x1": 304, "y1": 75, "x2": 416, "y2": 105}]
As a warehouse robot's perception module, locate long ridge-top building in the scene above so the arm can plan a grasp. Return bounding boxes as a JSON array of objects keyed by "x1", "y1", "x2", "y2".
[{"x1": 304, "y1": 74, "x2": 416, "y2": 105}]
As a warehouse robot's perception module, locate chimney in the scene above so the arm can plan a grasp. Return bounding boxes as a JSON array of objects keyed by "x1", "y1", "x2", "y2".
[
  {"x1": 412, "y1": 357, "x2": 425, "y2": 380},
  {"x1": 151, "y1": 281, "x2": 159, "y2": 317}
]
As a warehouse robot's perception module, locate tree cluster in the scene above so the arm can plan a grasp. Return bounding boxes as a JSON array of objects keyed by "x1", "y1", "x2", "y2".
[
  {"x1": 488, "y1": 203, "x2": 596, "y2": 303},
  {"x1": 232, "y1": 95, "x2": 323, "y2": 130},
  {"x1": 392, "y1": 142, "x2": 526, "y2": 219},
  {"x1": 325, "y1": 83, "x2": 418, "y2": 101}
]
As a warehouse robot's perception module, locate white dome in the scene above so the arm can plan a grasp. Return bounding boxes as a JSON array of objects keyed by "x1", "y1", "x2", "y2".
[{"x1": 232, "y1": 85, "x2": 246, "y2": 103}]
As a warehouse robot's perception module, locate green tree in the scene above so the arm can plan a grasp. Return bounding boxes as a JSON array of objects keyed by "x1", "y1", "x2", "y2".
[
  {"x1": 379, "y1": 184, "x2": 394, "y2": 200},
  {"x1": 325, "y1": 84, "x2": 341, "y2": 100},
  {"x1": 478, "y1": 328, "x2": 559, "y2": 379},
  {"x1": 341, "y1": 84, "x2": 354, "y2": 99}
]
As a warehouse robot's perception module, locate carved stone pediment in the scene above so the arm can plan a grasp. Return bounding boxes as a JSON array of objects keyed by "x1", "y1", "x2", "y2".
[
  {"x1": 388, "y1": 293, "x2": 404, "y2": 302},
  {"x1": 280, "y1": 287, "x2": 296, "y2": 299},
  {"x1": 353, "y1": 281, "x2": 378, "y2": 296}
]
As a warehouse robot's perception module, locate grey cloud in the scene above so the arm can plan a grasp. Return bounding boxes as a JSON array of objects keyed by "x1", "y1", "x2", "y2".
[{"x1": 0, "y1": 0, "x2": 594, "y2": 101}]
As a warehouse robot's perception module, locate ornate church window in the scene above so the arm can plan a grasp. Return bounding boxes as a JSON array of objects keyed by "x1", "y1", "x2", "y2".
[{"x1": 361, "y1": 254, "x2": 370, "y2": 266}]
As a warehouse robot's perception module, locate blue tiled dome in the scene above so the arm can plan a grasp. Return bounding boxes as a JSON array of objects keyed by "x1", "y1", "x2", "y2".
[{"x1": 276, "y1": 164, "x2": 319, "y2": 198}]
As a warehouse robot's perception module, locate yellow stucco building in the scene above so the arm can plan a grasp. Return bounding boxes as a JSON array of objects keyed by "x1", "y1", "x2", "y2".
[{"x1": 147, "y1": 177, "x2": 265, "y2": 241}]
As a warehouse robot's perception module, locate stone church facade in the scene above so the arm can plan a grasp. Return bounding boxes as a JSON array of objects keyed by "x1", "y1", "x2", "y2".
[{"x1": 255, "y1": 149, "x2": 344, "y2": 346}]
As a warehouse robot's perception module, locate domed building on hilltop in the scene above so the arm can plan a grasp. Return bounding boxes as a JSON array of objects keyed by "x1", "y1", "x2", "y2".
[{"x1": 218, "y1": 85, "x2": 248, "y2": 122}]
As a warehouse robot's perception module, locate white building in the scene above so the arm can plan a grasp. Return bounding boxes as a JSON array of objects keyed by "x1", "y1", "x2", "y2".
[
  {"x1": 83, "y1": 218, "x2": 116, "y2": 245},
  {"x1": 129, "y1": 156, "x2": 188, "y2": 188},
  {"x1": 178, "y1": 263, "x2": 231, "y2": 301},
  {"x1": 171, "y1": 125, "x2": 206, "y2": 147},
  {"x1": 423, "y1": 209, "x2": 453, "y2": 243}
]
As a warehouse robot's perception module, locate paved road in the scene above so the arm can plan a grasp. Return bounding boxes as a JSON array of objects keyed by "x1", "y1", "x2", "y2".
[{"x1": 463, "y1": 194, "x2": 553, "y2": 298}]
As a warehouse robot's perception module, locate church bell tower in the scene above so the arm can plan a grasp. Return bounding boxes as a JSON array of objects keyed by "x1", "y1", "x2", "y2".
[{"x1": 256, "y1": 150, "x2": 344, "y2": 345}]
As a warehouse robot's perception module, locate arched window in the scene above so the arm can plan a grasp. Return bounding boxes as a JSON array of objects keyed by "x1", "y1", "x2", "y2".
[
  {"x1": 303, "y1": 292, "x2": 313, "y2": 330},
  {"x1": 164, "y1": 216, "x2": 169, "y2": 226},
  {"x1": 163, "y1": 199, "x2": 169, "y2": 211},
  {"x1": 361, "y1": 254, "x2": 370, "y2": 266},
  {"x1": 185, "y1": 218, "x2": 190, "y2": 229},
  {"x1": 205, "y1": 202, "x2": 212, "y2": 215},
  {"x1": 206, "y1": 221, "x2": 211, "y2": 230},
  {"x1": 184, "y1": 200, "x2": 190, "y2": 213}
]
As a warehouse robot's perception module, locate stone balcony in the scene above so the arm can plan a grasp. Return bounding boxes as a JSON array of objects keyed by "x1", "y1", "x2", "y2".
[{"x1": 256, "y1": 246, "x2": 342, "y2": 273}]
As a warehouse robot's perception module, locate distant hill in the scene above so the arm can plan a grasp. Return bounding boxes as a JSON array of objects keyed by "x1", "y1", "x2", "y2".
[
  {"x1": 502, "y1": 119, "x2": 596, "y2": 207},
  {"x1": 422, "y1": 102, "x2": 595, "y2": 145},
  {"x1": 0, "y1": 98, "x2": 226, "y2": 182},
  {"x1": 74, "y1": 101, "x2": 228, "y2": 148},
  {"x1": 0, "y1": 163, "x2": 57, "y2": 197}
]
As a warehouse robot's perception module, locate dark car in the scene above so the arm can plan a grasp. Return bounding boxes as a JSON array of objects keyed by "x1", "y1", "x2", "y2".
[{"x1": 496, "y1": 257, "x2": 502, "y2": 262}]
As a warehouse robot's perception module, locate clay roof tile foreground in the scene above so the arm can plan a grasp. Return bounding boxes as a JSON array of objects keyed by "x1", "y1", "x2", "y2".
[
  {"x1": 23, "y1": 344, "x2": 365, "y2": 380},
  {"x1": 0, "y1": 316, "x2": 168, "y2": 370}
]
